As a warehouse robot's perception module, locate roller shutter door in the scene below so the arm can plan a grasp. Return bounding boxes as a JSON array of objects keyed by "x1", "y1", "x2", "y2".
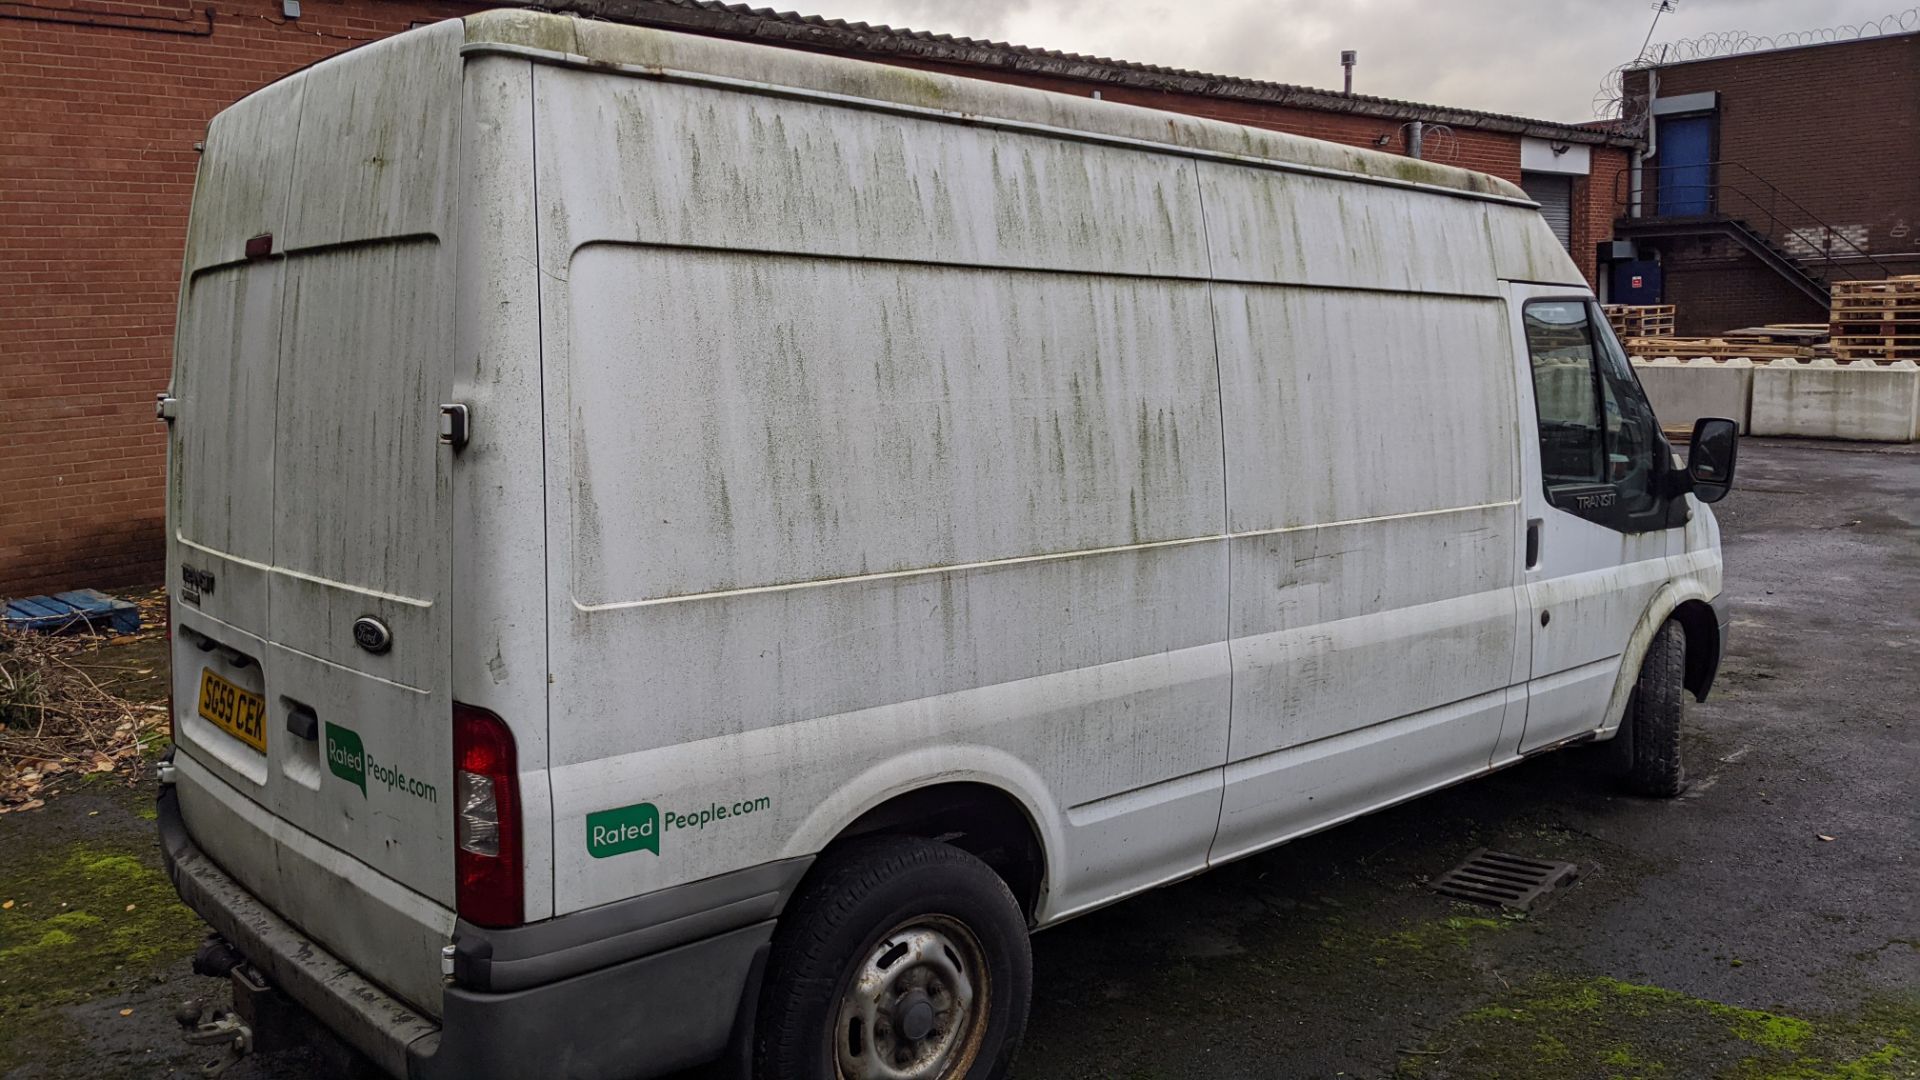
[{"x1": 1522, "y1": 172, "x2": 1573, "y2": 251}]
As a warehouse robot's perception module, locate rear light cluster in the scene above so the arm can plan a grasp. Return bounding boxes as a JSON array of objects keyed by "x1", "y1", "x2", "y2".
[{"x1": 453, "y1": 703, "x2": 523, "y2": 927}]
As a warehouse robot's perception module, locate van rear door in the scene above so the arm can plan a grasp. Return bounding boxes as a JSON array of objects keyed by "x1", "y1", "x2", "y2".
[{"x1": 166, "y1": 23, "x2": 465, "y2": 1013}]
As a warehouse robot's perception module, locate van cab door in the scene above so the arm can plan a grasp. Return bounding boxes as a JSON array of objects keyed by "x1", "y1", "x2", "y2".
[{"x1": 1505, "y1": 285, "x2": 1680, "y2": 753}]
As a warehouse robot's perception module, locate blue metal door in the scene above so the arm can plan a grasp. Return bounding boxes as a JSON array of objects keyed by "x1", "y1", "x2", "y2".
[{"x1": 1656, "y1": 115, "x2": 1713, "y2": 216}]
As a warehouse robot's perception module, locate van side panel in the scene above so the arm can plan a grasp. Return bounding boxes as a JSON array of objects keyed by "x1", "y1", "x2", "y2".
[
  {"x1": 1198, "y1": 165, "x2": 1502, "y2": 296},
  {"x1": 1486, "y1": 203, "x2": 1590, "y2": 286},
  {"x1": 1203, "y1": 164, "x2": 1527, "y2": 862},
  {"x1": 531, "y1": 66, "x2": 1232, "y2": 920}
]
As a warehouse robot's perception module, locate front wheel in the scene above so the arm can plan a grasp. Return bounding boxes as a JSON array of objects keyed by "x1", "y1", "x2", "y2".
[
  {"x1": 754, "y1": 836, "x2": 1032, "y2": 1080},
  {"x1": 1616, "y1": 619, "x2": 1688, "y2": 797}
]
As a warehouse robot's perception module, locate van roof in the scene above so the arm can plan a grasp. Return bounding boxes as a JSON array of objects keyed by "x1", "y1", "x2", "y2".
[{"x1": 461, "y1": 9, "x2": 1534, "y2": 206}]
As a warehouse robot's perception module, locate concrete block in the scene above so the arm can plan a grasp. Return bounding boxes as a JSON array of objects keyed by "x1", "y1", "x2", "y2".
[
  {"x1": 1631, "y1": 356, "x2": 1754, "y2": 434},
  {"x1": 1749, "y1": 358, "x2": 1920, "y2": 443}
]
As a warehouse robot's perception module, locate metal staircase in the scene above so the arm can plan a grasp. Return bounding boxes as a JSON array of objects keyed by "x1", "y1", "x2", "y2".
[{"x1": 1613, "y1": 161, "x2": 1896, "y2": 305}]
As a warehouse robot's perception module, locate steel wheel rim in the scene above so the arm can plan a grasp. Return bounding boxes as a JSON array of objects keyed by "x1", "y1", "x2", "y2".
[{"x1": 833, "y1": 914, "x2": 990, "y2": 1080}]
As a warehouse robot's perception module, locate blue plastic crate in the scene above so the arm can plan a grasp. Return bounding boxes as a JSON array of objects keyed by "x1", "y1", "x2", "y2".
[{"x1": 3, "y1": 589, "x2": 141, "y2": 635}]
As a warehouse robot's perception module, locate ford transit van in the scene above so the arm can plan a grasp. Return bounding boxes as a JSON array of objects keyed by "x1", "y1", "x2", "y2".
[{"x1": 157, "y1": 11, "x2": 1737, "y2": 1078}]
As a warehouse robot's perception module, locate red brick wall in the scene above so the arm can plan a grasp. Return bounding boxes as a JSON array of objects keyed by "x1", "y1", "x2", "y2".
[
  {"x1": 1657, "y1": 234, "x2": 1829, "y2": 335},
  {"x1": 1573, "y1": 147, "x2": 1631, "y2": 289},
  {"x1": 1624, "y1": 35, "x2": 1920, "y2": 263},
  {"x1": 0, "y1": 0, "x2": 478, "y2": 597},
  {"x1": 1664, "y1": 238, "x2": 1920, "y2": 335}
]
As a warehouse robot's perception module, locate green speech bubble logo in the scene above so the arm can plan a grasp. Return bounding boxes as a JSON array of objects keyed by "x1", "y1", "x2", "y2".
[
  {"x1": 586, "y1": 802, "x2": 659, "y2": 858},
  {"x1": 325, "y1": 722, "x2": 367, "y2": 797}
]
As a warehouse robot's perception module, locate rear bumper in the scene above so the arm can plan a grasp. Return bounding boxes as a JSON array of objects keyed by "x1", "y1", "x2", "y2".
[{"x1": 158, "y1": 772, "x2": 808, "y2": 1079}]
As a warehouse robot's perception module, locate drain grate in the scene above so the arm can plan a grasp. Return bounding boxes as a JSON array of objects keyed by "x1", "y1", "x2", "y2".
[{"x1": 1431, "y1": 849, "x2": 1579, "y2": 911}]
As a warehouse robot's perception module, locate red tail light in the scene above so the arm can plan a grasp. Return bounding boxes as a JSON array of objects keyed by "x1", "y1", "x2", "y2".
[{"x1": 453, "y1": 703, "x2": 522, "y2": 927}]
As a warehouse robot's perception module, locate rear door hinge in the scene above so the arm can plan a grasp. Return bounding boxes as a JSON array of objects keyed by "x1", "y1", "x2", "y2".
[
  {"x1": 438, "y1": 403, "x2": 470, "y2": 450},
  {"x1": 156, "y1": 392, "x2": 179, "y2": 422}
]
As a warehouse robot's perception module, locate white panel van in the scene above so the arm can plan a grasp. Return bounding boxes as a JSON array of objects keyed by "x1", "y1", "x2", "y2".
[{"x1": 156, "y1": 11, "x2": 1739, "y2": 1079}]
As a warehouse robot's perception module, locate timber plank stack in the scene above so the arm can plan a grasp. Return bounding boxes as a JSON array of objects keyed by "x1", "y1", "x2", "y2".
[
  {"x1": 1604, "y1": 304, "x2": 1676, "y2": 338},
  {"x1": 1829, "y1": 276, "x2": 1920, "y2": 362},
  {"x1": 1624, "y1": 336, "x2": 1822, "y2": 360},
  {"x1": 1721, "y1": 324, "x2": 1830, "y2": 348}
]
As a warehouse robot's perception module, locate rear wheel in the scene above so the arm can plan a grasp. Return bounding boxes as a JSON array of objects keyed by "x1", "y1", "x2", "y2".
[
  {"x1": 1617, "y1": 619, "x2": 1688, "y2": 797},
  {"x1": 755, "y1": 836, "x2": 1032, "y2": 1080}
]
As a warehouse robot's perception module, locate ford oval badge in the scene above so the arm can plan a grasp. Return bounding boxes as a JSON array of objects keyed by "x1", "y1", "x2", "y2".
[{"x1": 352, "y1": 616, "x2": 392, "y2": 655}]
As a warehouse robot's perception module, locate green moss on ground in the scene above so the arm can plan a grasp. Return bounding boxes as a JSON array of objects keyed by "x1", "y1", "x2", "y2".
[
  {"x1": 0, "y1": 840, "x2": 203, "y2": 1065},
  {"x1": 1399, "y1": 975, "x2": 1918, "y2": 1080}
]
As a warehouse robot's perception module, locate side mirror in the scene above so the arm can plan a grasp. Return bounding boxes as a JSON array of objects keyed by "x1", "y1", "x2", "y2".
[{"x1": 1685, "y1": 417, "x2": 1739, "y2": 504}]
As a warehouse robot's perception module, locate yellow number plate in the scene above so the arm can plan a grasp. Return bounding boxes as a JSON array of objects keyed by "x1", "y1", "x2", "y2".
[{"x1": 197, "y1": 669, "x2": 267, "y2": 753}]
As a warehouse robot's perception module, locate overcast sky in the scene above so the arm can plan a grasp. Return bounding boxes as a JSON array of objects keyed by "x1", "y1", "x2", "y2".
[{"x1": 804, "y1": 1, "x2": 1916, "y2": 122}]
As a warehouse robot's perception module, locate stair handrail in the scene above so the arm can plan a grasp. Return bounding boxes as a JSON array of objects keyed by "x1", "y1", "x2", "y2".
[{"x1": 1611, "y1": 160, "x2": 1897, "y2": 282}]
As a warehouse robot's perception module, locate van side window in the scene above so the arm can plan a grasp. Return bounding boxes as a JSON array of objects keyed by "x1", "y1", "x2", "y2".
[
  {"x1": 1522, "y1": 299, "x2": 1667, "y2": 529},
  {"x1": 1593, "y1": 315, "x2": 1663, "y2": 516},
  {"x1": 1522, "y1": 301, "x2": 1605, "y2": 485}
]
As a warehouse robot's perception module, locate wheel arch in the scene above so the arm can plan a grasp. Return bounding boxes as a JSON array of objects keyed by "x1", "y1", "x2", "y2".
[
  {"x1": 832, "y1": 782, "x2": 1048, "y2": 920},
  {"x1": 1598, "y1": 580, "x2": 1718, "y2": 736},
  {"x1": 1668, "y1": 598, "x2": 1722, "y2": 702},
  {"x1": 777, "y1": 750, "x2": 1060, "y2": 923}
]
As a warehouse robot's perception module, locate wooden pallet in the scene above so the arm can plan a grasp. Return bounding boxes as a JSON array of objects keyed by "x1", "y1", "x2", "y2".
[
  {"x1": 1604, "y1": 304, "x2": 1677, "y2": 338},
  {"x1": 1830, "y1": 277, "x2": 1920, "y2": 321},
  {"x1": 2, "y1": 589, "x2": 141, "y2": 634},
  {"x1": 1624, "y1": 336, "x2": 1822, "y2": 360},
  {"x1": 1829, "y1": 335, "x2": 1920, "y2": 362}
]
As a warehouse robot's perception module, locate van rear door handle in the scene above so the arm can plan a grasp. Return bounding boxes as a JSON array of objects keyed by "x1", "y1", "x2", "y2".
[
  {"x1": 1525, "y1": 518, "x2": 1543, "y2": 570},
  {"x1": 286, "y1": 703, "x2": 319, "y2": 741}
]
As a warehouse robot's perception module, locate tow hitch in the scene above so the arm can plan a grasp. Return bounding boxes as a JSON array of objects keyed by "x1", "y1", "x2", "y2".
[
  {"x1": 176, "y1": 998, "x2": 251, "y2": 1078},
  {"x1": 177, "y1": 935, "x2": 299, "y2": 1077}
]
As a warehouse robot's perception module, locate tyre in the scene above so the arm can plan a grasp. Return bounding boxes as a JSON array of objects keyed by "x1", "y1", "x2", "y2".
[
  {"x1": 754, "y1": 836, "x2": 1032, "y2": 1080},
  {"x1": 1618, "y1": 619, "x2": 1688, "y2": 797}
]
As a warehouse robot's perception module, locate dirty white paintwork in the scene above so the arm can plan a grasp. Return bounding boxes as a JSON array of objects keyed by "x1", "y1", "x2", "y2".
[
  {"x1": 165, "y1": 8, "x2": 1727, "y2": 1020},
  {"x1": 491, "y1": 6, "x2": 1722, "y2": 925},
  {"x1": 167, "y1": 22, "x2": 467, "y2": 1016}
]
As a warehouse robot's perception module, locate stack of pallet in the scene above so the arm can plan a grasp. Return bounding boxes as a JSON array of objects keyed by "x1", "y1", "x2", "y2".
[
  {"x1": 1829, "y1": 277, "x2": 1920, "y2": 362},
  {"x1": 1603, "y1": 304, "x2": 1676, "y2": 338}
]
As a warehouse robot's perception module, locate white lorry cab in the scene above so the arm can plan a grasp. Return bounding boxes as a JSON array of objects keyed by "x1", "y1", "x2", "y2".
[{"x1": 156, "y1": 10, "x2": 1740, "y2": 1079}]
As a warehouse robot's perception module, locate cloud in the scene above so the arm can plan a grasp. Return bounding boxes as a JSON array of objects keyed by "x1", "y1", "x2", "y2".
[{"x1": 807, "y1": 0, "x2": 1916, "y2": 121}]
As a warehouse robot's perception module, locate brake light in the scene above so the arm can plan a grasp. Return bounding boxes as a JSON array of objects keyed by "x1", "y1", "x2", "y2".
[{"x1": 453, "y1": 703, "x2": 522, "y2": 927}]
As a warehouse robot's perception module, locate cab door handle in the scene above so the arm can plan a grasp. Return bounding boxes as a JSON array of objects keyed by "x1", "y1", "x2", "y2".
[{"x1": 1526, "y1": 518, "x2": 1543, "y2": 570}]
